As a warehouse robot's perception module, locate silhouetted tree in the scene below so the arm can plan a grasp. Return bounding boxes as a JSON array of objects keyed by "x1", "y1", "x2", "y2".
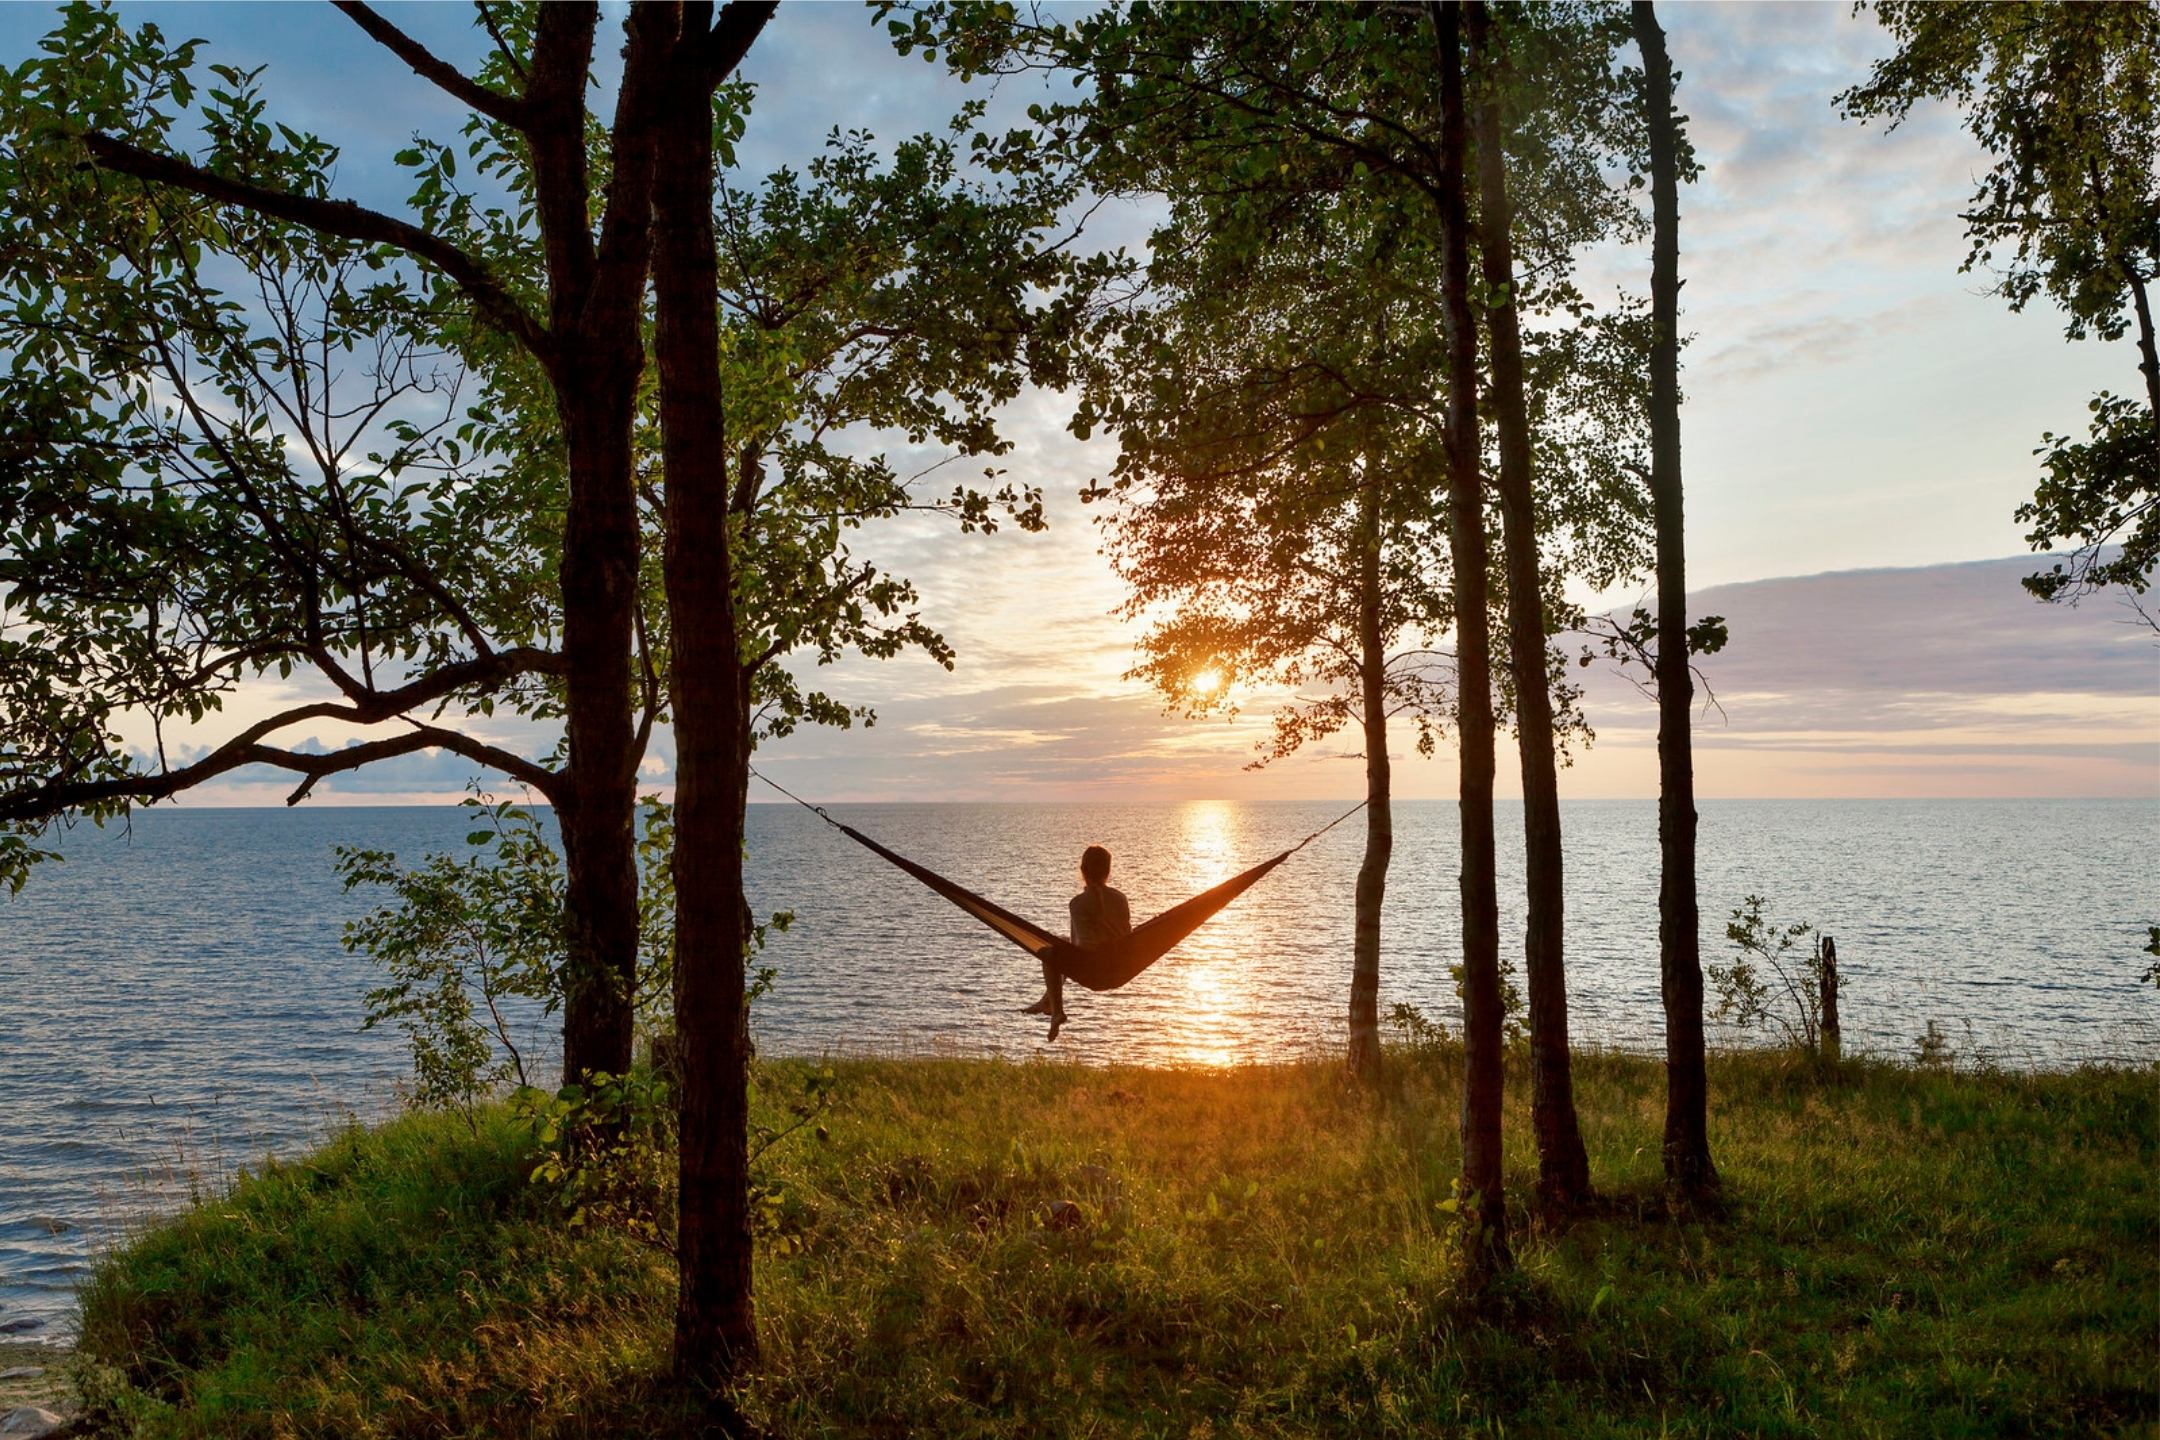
[
  {"x1": 1431, "y1": 0, "x2": 1510, "y2": 1273},
  {"x1": 1468, "y1": 0, "x2": 1596, "y2": 1209},
  {"x1": 663, "y1": 4, "x2": 1087, "y2": 1385},
  {"x1": 1631, "y1": 0, "x2": 1718, "y2": 1199},
  {"x1": 0, "y1": 2, "x2": 730, "y2": 1091}
]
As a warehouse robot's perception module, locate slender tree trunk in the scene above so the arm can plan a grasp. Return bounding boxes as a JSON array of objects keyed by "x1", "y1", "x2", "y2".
[
  {"x1": 2127, "y1": 269, "x2": 2160, "y2": 436},
  {"x1": 555, "y1": 435, "x2": 639, "y2": 1086},
  {"x1": 556, "y1": 758, "x2": 637, "y2": 1084},
  {"x1": 652, "y1": 0, "x2": 772, "y2": 1391},
  {"x1": 653, "y1": 36, "x2": 756, "y2": 1381},
  {"x1": 1467, "y1": 0, "x2": 1591, "y2": 1212},
  {"x1": 1347, "y1": 471, "x2": 1393, "y2": 1085},
  {"x1": 1632, "y1": 0, "x2": 1718, "y2": 1199},
  {"x1": 1433, "y1": 0, "x2": 1510, "y2": 1275}
]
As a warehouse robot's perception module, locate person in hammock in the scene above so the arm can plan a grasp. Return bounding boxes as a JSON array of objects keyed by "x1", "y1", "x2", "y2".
[{"x1": 1024, "y1": 844, "x2": 1131, "y2": 1039}]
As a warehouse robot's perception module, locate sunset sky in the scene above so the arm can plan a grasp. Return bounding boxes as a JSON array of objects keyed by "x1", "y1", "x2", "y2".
[{"x1": 8, "y1": 1, "x2": 2154, "y2": 804}]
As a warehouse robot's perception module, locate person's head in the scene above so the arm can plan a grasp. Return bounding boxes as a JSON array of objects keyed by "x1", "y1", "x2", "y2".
[{"x1": 1079, "y1": 844, "x2": 1112, "y2": 887}]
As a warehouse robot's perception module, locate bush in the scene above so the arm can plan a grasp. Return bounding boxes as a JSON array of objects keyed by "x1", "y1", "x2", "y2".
[{"x1": 1710, "y1": 894, "x2": 1842, "y2": 1056}]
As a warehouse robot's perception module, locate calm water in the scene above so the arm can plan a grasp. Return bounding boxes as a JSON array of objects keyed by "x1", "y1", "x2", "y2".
[{"x1": 2, "y1": 798, "x2": 2154, "y2": 1336}]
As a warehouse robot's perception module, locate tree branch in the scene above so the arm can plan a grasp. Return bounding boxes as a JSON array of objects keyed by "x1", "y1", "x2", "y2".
[
  {"x1": 0, "y1": 646, "x2": 566, "y2": 823},
  {"x1": 708, "y1": 1, "x2": 777, "y2": 86},
  {"x1": 394, "y1": 721, "x2": 564, "y2": 798},
  {"x1": 332, "y1": 1, "x2": 531, "y2": 129},
  {"x1": 78, "y1": 132, "x2": 551, "y2": 362}
]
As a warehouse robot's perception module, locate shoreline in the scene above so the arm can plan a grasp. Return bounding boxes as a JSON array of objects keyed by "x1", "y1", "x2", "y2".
[{"x1": 0, "y1": 1339, "x2": 72, "y2": 1421}]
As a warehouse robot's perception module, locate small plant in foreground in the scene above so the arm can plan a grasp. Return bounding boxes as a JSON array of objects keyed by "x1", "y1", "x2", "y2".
[
  {"x1": 1388, "y1": 961, "x2": 1528, "y2": 1070},
  {"x1": 1712, "y1": 895, "x2": 1840, "y2": 1056},
  {"x1": 1386, "y1": 1000, "x2": 1451, "y2": 1060},
  {"x1": 336, "y1": 795, "x2": 565, "y2": 1120},
  {"x1": 1912, "y1": 1019, "x2": 1954, "y2": 1069},
  {"x1": 518, "y1": 1067, "x2": 677, "y2": 1247}
]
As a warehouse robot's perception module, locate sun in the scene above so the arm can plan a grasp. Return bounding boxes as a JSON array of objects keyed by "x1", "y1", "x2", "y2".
[{"x1": 1191, "y1": 668, "x2": 1223, "y2": 696}]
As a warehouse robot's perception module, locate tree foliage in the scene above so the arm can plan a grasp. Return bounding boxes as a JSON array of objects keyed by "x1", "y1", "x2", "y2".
[
  {"x1": 710, "y1": 106, "x2": 1099, "y2": 743},
  {"x1": 1841, "y1": 2, "x2": 2160, "y2": 346},
  {"x1": 1841, "y1": 1, "x2": 2160, "y2": 614},
  {"x1": 1079, "y1": 176, "x2": 1456, "y2": 764},
  {"x1": 0, "y1": 8, "x2": 570, "y2": 897},
  {"x1": 898, "y1": 0, "x2": 1661, "y2": 753}
]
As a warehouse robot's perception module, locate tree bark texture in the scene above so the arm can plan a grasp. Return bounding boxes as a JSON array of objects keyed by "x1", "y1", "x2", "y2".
[
  {"x1": 1347, "y1": 471, "x2": 1393, "y2": 1085},
  {"x1": 1466, "y1": 0, "x2": 1592, "y2": 1211},
  {"x1": 651, "y1": 0, "x2": 775, "y2": 1391},
  {"x1": 538, "y1": 5, "x2": 660, "y2": 1089},
  {"x1": 2127, "y1": 270, "x2": 2160, "y2": 435},
  {"x1": 1632, "y1": 0, "x2": 1719, "y2": 1198},
  {"x1": 1433, "y1": 0, "x2": 1511, "y2": 1274}
]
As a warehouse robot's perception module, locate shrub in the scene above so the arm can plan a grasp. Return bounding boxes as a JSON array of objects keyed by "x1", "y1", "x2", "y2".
[{"x1": 1711, "y1": 894, "x2": 1842, "y2": 1056}]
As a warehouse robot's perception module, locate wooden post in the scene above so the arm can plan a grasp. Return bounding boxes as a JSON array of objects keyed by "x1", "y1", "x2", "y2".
[{"x1": 1819, "y1": 935, "x2": 1840, "y2": 1062}]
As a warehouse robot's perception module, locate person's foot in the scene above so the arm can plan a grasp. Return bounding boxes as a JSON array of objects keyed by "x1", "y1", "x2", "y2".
[
  {"x1": 1022, "y1": 996, "x2": 1055, "y2": 1017},
  {"x1": 1046, "y1": 1011, "x2": 1067, "y2": 1042}
]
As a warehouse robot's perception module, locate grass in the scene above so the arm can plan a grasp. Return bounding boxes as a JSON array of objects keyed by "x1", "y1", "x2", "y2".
[{"x1": 67, "y1": 1048, "x2": 2157, "y2": 1438}]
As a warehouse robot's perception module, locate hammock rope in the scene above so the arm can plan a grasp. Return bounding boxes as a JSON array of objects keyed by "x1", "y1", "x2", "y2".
[{"x1": 751, "y1": 769, "x2": 1366, "y2": 993}]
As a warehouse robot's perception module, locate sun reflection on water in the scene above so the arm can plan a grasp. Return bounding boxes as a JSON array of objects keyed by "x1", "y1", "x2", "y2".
[
  {"x1": 1179, "y1": 799, "x2": 1236, "y2": 888},
  {"x1": 1171, "y1": 800, "x2": 1247, "y2": 1067},
  {"x1": 1177, "y1": 961, "x2": 1242, "y2": 1067}
]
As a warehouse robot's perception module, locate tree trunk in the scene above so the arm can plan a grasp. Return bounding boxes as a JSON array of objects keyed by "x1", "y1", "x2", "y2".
[
  {"x1": 553, "y1": 307, "x2": 649, "y2": 1095},
  {"x1": 2127, "y1": 269, "x2": 2160, "y2": 436},
  {"x1": 539, "y1": 4, "x2": 660, "y2": 1093},
  {"x1": 1467, "y1": 0, "x2": 1591, "y2": 1212},
  {"x1": 1347, "y1": 471, "x2": 1392, "y2": 1086},
  {"x1": 552, "y1": 239, "x2": 652, "y2": 1092},
  {"x1": 1433, "y1": 0, "x2": 1510, "y2": 1276},
  {"x1": 1632, "y1": 0, "x2": 1719, "y2": 1199},
  {"x1": 652, "y1": 0, "x2": 762, "y2": 1391},
  {"x1": 557, "y1": 779, "x2": 637, "y2": 1085}
]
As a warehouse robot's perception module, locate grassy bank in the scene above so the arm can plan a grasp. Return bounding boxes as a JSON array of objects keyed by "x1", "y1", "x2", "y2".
[{"x1": 66, "y1": 1050, "x2": 2156, "y2": 1438}]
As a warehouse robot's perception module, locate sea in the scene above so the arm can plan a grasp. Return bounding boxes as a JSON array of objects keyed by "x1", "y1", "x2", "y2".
[{"x1": 2, "y1": 798, "x2": 2154, "y2": 1338}]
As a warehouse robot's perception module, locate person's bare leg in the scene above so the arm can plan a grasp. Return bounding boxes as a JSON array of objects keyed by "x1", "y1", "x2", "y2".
[{"x1": 1023, "y1": 957, "x2": 1059, "y2": 1016}]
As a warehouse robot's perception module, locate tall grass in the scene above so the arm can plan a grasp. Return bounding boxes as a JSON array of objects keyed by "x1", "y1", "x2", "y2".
[{"x1": 69, "y1": 1049, "x2": 2157, "y2": 1438}]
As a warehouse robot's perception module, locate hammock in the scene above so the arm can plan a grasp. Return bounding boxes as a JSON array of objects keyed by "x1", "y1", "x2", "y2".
[{"x1": 754, "y1": 772, "x2": 1365, "y2": 992}]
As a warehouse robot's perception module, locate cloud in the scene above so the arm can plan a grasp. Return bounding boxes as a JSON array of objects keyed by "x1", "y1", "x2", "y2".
[
  {"x1": 755, "y1": 554, "x2": 2160, "y2": 804},
  {"x1": 8, "y1": 5, "x2": 2151, "y2": 809},
  {"x1": 1565, "y1": 555, "x2": 2159, "y2": 798}
]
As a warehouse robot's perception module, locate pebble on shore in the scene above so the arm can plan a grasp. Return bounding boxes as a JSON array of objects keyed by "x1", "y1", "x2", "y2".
[{"x1": 0, "y1": 1347, "x2": 68, "y2": 1430}]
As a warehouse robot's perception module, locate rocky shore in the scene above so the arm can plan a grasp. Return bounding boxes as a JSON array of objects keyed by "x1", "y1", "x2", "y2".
[{"x1": 0, "y1": 1342, "x2": 72, "y2": 1437}]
